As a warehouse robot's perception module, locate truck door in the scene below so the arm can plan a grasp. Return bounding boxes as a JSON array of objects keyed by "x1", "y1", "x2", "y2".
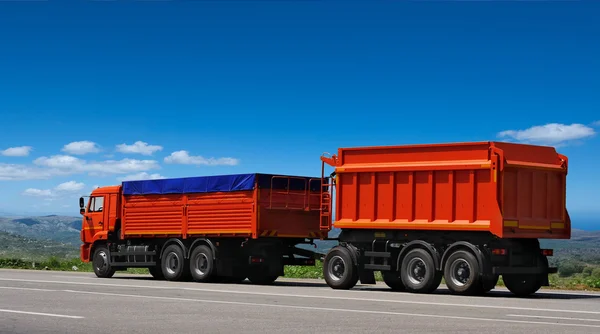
[{"x1": 83, "y1": 195, "x2": 106, "y2": 241}]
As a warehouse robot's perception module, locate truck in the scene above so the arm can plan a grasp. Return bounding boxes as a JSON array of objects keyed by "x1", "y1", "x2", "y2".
[
  {"x1": 78, "y1": 140, "x2": 570, "y2": 297},
  {"x1": 78, "y1": 173, "x2": 329, "y2": 284},
  {"x1": 319, "y1": 141, "x2": 570, "y2": 296}
]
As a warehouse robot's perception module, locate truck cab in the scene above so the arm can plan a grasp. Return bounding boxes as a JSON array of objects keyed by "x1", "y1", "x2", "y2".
[{"x1": 79, "y1": 186, "x2": 121, "y2": 262}]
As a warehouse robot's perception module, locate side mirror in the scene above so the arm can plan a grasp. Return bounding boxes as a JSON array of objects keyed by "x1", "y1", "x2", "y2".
[{"x1": 79, "y1": 197, "x2": 85, "y2": 215}]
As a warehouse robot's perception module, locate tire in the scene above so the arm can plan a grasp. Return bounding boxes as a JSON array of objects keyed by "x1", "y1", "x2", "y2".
[
  {"x1": 189, "y1": 245, "x2": 216, "y2": 283},
  {"x1": 443, "y1": 249, "x2": 482, "y2": 295},
  {"x1": 148, "y1": 265, "x2": 164, "y2": 280},
  {"x1": 160, "y1": 244, "x2": 188, "y2": 281},
  {"x1": 247, "y1": 273, "x2": 278, "y2": 285},
  {"x1": 382, "y1": 271, "x2": 406, "y2": 291},
  {"x1": 92, "y1": 245, "x2": 115, "y2": 278},
  {"x1": 400, "y1": 248, "x2": 440, "y2": 293},
  {"x1": 481, "y1": 274, "x2": 499, "y2": 293},
  {"x1": 323, "y1": 246, "x2": 359, "y2": 290},
  {"x1": 503, "y1": 274, "x2": 543, "y2": 297}
]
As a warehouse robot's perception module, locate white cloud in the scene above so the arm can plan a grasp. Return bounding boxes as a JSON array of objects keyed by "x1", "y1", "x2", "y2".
[
  {"x1": 497, "y1": 123, "x2": 596, "y2": 146},
  {"x1": 1, "y1": 146, "x2": 32, "y2": 157},
  {"x1": 164, "y1": 150, "x2": 239, "y2": 166},
  {"x1": 22, "y1": 181, "x2": 86, "y2": 198},
  {"x1": 116, "y1": 141, "x2": 163, "y2": 156},
  {"x1": 0, "y1": 164, "x2": 59, "y2": 181},
  {"x1": 62, "y1": 141, "x2": 100, "y2": 155},
  {"x1": 34, "y1": 155, "x2": 160, "y2": 175},
  {"x1": 117, "y1": 172, "x2": 166, "y2": 182},
  {"x1": 592, "y1": 120, "x2": 600, "y2": 127},
  {"x1": 54, "y1": 180, "x2": 85, "y2": 192}
]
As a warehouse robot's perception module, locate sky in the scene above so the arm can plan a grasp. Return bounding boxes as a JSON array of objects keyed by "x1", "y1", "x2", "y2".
[{"x1": 0, "y1": 1, "x2": 598, "y2": 229}]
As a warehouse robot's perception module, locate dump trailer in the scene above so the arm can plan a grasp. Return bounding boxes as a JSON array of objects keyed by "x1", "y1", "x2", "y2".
[
  {"x1": 319, "y1": 141, "x2": 570, "y2": 296},
  {"x1": 79, "y1": 173, "x2": 328, "y2": 284}
]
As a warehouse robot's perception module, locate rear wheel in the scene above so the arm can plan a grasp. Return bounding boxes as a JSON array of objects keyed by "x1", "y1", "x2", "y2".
[
  {"x1": 323, "y1": 246, "x2": 359, "y2": 290},
  {"x1": 444, "y1": 250, "x2": 482, "y2": 295},
  {"x1": 503, "y1": 274, "x2": 543, "y2": 297},
  {"x1": 92, "y1": 245, "x2": 115, "y2": 278},
  {"x1": 189, "y1": 245, "x2": 216, "y2": 283},
  {"x1": 247, "y1": 272, "x2": 278, "y2": 285},
  {"x1": 400, "y1": 248, "x2": 441, "y2": 293},
  {"x1": 161, "y1": 244, "x2": 188, "y2": 281},
  {"x1": 382, "y1": 271, "x2": 406, "y2": 291},
  {"x1": 148, "y1": 265, "x2": 164, "y2": 280}
]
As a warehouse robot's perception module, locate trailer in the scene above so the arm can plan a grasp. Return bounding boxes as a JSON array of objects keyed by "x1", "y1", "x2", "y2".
[
  {"x1": 79, "y1": 173, "x2": 329, "y2": 284},
  {"x1": 319, "y1": 141, "x2": 570, "y2": 296}
]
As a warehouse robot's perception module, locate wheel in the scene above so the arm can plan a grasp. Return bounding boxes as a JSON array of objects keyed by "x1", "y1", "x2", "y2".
[
  {"x1": 160, "y1": 244, "x2": 189, "y2": 281},
  {"x1": 323, "y1": 246, "x2": 359, "y2": 290},
  {"x1": 382, "y1": 271, "x2": 406, "y2": 291},
  {"x1": 400, "y1": 248, "x2": 440, "y2": 293},
  {"x1": 443, "y1": 249, "x2": 482, "y2": 295},
  {"x1": 189, "y1": 245, "x2": 216, "y2": 283},
  {"x1": 481, "y1": 274, "x2": 499, "y2": 293},
  {"x1": 247, "y1": 272, "x2": 278, "y2": 285},
  {"x1": 503, "y1": 274, "x2": 543, "y2": 297},
  {"x1": 92, "y1": 245, "x2": 115, "y2": 278},
  {"x1": 148, "y1": 265, "x2": 164, "y2": 280}
]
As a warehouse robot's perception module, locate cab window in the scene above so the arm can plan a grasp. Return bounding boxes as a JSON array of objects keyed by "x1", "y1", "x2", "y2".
[{"x1": 89, "y1": 196, "x2": 104, "y2": 213}]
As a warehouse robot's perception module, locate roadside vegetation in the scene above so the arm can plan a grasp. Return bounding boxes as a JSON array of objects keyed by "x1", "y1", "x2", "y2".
[{"x1": 2, "y1": 257, "x2": 599, "y2": 291}]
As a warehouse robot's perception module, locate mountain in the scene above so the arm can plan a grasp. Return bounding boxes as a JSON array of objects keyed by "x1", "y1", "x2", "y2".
[{"x1": 0, "y1": 215, "x2": 81, "y2": 246}]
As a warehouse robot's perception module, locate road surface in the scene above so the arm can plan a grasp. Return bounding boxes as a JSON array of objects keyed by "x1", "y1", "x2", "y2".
[{"x1": 1, "y1": 269, "x2": 600, "y2": 333}]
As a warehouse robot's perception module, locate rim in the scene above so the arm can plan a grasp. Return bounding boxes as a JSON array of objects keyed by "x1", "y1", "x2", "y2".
[
  {"x1": 193, "y1": 253, "x2": 209, "y2": 276},
  {"x1": 449, "y1": 258, "x2": 471, "y2": 287},
  {"x1": 165, "y1": 252, "x2": 180, "y2": 275},
  {"x1": 407, "y1": 257, "x2": 427, "y2": 285},
  {"x1": 327, "y1": 255, "x2": 346, "y2": 282},
  {"x1": 95, "y1": 250, "x2": 108, "y2": 273}
]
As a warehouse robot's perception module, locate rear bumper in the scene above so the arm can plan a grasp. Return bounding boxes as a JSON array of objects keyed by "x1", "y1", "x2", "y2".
[{"x1": 493, "y1": 266, "x2": 557, "y2": 275}]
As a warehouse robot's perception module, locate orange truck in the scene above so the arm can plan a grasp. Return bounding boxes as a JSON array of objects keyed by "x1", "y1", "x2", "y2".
[
  {"x1": 79, "y1": 173, "x2": 328, "y2": 284},
  {"x1": 79, "y1": 140, "x2": 570, "y2": 297}
]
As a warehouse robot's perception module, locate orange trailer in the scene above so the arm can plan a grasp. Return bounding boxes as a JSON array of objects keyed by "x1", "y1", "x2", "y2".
[
  {"x1": 319, "y1": 141, "x2": 569, "y2": 296},
  {"x1": 79, "y1": 173, "x2": 328, "y2": 284}
]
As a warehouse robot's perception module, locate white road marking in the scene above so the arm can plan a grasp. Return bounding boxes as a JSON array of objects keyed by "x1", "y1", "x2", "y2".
[
  {"x1": 0, "y1": 309, "x2": 83, "y2": 319},
  {"x1": 0, "y1": 286, "x2": 56, "y2": 292},
  {"x1": 61, "y1": 289, "x2": 600, "y2": 329},
  {"x1": 507, "y1": 314, "x2": 600, "y2": 322},
  {"x1": 1, "y1": 277, "x2": 599, "y2": 316}
]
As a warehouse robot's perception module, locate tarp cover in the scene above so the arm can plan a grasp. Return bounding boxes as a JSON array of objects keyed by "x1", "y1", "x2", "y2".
[{"x1": 122, "y1": 173, "x2": 256, "y2": 196}]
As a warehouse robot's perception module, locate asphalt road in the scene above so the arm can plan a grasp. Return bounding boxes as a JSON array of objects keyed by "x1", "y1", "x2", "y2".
[{"x1": 1, "y1": 269, "x2": 600, "y2": 333}]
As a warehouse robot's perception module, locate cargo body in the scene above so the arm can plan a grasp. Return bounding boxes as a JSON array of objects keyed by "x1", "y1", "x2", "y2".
[
  {"x1": 79, "y1": 173, "x2": 328, "y2": 285},
  {"x1": 320, "y1": 141, "x2": 569, "y2": 297}
]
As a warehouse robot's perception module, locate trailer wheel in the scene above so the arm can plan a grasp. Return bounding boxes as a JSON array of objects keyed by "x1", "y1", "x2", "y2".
[
  {"x1": 161, "y1": 244, "x2": 188, "y2": 281},
  {"x1": 189, "y1": 245, "x2": 216, "y2": 283},
  {"x1": 443, "y1": 249, "x2": 482, "y2": 295},
  {"x1": 400, "y1": 248, "x2": 440, "y2": 293},
  {"x1": 148, "y1": 265, "x2": 164, "y2": 280},
  {"x1": 92, "y1": 245, "x2": 115, "y2": 278},
  {"x1": 323, "y1": 246, "x2": 359, "y2": 290},
  {"x1": 382, "y1": 271, "x2": 406, "y2": 291},
  {"x1": 247, "y1": 273, "x2": 278, "y2": 285},
  {"x1": 481, "y1": 274, "x2": 499, "y2": 293},
  {"x1": 503, "y1": 274, "x2": 542, "y2": 297}
]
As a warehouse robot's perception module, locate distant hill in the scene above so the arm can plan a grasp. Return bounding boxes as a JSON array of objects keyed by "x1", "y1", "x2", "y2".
[
  {"x1": 0, "y1": 231, "x2": 78, "y2": 261},
  {"x1": 0, "y1": 215, "x2": 81, "y2": 246}
]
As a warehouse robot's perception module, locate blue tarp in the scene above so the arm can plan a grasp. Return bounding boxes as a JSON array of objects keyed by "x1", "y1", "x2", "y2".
[{"x1": 122, "y1": 173, "x2": 257, "y2": 196}]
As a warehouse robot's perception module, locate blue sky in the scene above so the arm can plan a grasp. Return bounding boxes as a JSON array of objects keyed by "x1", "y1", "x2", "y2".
[{"x1": 0, "y1": 1, "x2": 598, "y2": 229}]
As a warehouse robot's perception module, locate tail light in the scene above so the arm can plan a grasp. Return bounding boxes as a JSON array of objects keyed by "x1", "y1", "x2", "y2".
[
  {"x1": 541, "y1": 249, "x2": 553, "y2": 256},
  {"x1": 249, "y1": 256, "x2": 264, "y2": 264},
  {"x1": 492, "y1": 248, "x2": 507, "y2": 255}
]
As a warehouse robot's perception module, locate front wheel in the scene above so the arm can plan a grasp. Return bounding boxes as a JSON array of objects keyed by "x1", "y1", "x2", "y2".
[
  {"x1": 323, "y1": 246, "x2": 359, "y2": 290},
  {"x1": 92, "y1": 245, "x2": 115, "y2": 278}
]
